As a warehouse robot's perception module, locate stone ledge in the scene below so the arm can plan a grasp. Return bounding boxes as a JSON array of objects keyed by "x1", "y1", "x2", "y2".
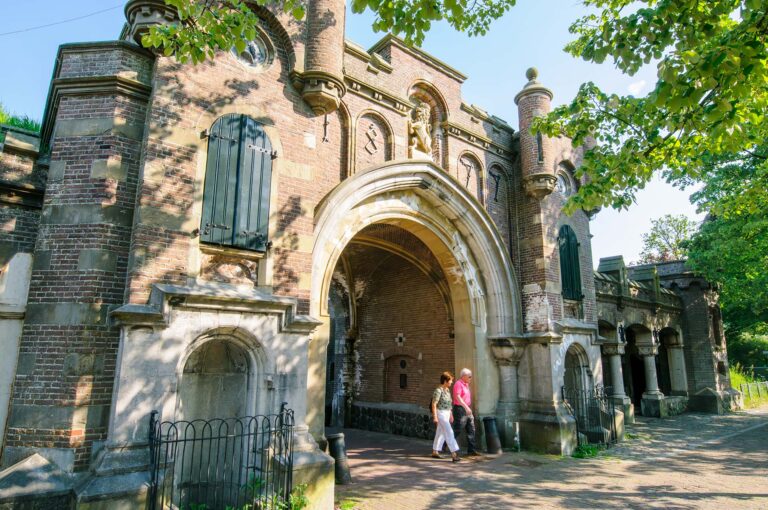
[
  {"x1": 0, "y1": 454, "x2": 73, "y2": 503},
  {"x1": 111, "y1": 283, "x2": 322, "y2": 334}
]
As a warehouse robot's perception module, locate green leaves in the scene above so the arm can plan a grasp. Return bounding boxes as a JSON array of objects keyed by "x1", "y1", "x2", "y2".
[
  {"x1": 638, "y1": 214, "x2": 697, "y2": 263},
  {"x1": 684, "y1": 151, "x2": 768, "y2": 317},
  {"x1": 536, "y1": 0, "x2": 768, "y2": 216},
  {"x1": 142, "y1": 0, "x2": 306, "y2": 65},
  {"x1": 143, "y1": 0, "x2": 518, "y2": 60}
]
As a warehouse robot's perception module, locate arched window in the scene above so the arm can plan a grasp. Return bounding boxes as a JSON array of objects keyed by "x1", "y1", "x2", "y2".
[
  {"x1": 201, "y1": 114, "x2": 273, "y2": 252},
  {"x1": 559, "y1": 225, "x2": 582, "y2": 300}
]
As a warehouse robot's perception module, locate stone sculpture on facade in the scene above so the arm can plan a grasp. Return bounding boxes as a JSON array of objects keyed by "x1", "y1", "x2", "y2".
[{"x1": 408, "y1": 102, "x2": 433, "y2": 160}]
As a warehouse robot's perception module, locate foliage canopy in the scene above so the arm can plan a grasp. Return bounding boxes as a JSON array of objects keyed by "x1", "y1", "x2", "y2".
[
  {"x1": 685, "y1": 152, "x2": 768, "y2": 320},
  {"x1": 637, "y1": 214, "x2": 697, "y2": 264},
  {"x1": 141, "y1": 0, "x2": 519, "y2": 63},
  {"x1": 533, "y1": 0, "x2": 768, "y2": 214}
]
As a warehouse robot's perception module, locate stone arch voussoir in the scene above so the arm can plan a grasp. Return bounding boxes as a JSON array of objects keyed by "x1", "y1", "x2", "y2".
[{"x1": 312, "y1": 160, "x2": 522, "y2": 340}]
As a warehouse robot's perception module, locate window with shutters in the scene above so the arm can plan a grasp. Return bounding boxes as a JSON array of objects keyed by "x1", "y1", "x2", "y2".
[
  {"x1": 558, "y1": 225, "x2": 582, "y2": 301},
  {"x1": 200, "y1": 114, "x2": 273, "y2": 252}
]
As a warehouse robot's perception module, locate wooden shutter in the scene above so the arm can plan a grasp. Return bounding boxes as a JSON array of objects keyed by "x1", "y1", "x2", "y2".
[
  {"x1": 559, "y1": 225, "x2": 582, "y2": 300},
  {"x1": 200, "y1": 114, "x2": 273, "y2": 252},
  {"x1": 235, "y1": 116, "x2": 272, "y2": 251}
]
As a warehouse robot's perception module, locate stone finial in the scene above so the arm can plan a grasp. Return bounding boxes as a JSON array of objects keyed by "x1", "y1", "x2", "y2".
[{"x1": 514, "y1": 66, "x2": 554, "y2": 105}]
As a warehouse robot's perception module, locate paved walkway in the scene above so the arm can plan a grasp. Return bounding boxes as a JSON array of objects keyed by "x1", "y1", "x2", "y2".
[{"x1": 334, "y1": 407, "x2": 768, "y2": 509}]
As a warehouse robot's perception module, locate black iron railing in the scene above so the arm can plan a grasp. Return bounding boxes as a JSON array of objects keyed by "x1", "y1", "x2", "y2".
[
  {"x1": 148, "y1": 404, "x2": 294, "y2": 510},
  {"x1": 562, "y1": 385, "x2": 618, "y2": 446}
]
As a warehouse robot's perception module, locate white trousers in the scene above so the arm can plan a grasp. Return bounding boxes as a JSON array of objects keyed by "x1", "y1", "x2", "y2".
[{"x1": 432, "y1": 409, "x2": 460, "y2": 452}]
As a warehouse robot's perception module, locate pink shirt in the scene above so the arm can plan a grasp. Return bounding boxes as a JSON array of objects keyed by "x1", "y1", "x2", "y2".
[{"x1": 452, "y1": 378, "x2": 471, "y2": 407}]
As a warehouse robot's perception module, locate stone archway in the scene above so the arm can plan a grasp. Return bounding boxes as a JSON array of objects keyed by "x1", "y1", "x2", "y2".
[
  {"x1": 307, "y1": 160, "x2": 523, "y2": 441},
  {"x1": 564, "y1": 344, "x2": 591, "y2": 396}
]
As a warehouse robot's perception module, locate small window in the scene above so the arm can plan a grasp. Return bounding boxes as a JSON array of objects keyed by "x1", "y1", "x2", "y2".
[
  {"x1": 200, "y1": 114, "x2": 273, "y2": 252},
  {"x1": 556, "y1": 164, "x2": 575, "y2": 197},
  {"x1": 559, "y1": 225, "x2": 582, "y2": 300},
  {"x1": 399, "y1": 374, "x2": 408, "y2": 389},
  {"x1": 231, "y1": 34, "x2": 272, "y2": 71},
  {"x1": 556, "y1": 172, "x2": 572, "y2": 196}
]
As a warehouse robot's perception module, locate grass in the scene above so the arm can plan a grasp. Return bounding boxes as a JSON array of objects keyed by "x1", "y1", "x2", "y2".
[
  {"x1": 731, "y1": 364, "x2": 768, "y2": 409},
  {"x1": 335, "y1": 498, "x2": 361, "y2": 510},
  {"x1": 0, "y1": 102, "x2": 42, "y2": 144},
  {"x1": 572, "y1": 444, "x2": 602, "y2": 459},
  {"x1": 625, "y1": 432, "x2": 651, "y2": 441}
]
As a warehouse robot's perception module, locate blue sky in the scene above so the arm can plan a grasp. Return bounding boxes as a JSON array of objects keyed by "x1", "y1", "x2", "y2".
[{"x1": 0, "y1": 1, "x2": 703, "y2": 264}]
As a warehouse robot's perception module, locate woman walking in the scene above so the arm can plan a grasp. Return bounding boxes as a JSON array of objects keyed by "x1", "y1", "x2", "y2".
[{"x1": 431, "y1": 371, "x2": 461, "y2": 462}]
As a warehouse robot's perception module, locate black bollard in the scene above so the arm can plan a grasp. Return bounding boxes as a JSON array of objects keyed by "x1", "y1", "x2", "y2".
[
  {"x1": 326, "y1": 432, "x2": 352, "y2": 484},
  {"x1": 482, "y1": 416, "x2": 503, "y2": 455}
]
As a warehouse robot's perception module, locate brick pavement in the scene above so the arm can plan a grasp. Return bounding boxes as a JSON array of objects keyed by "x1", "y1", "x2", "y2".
[{"x1": 334, "y1": 407, "x2": 768, "y2": 509}]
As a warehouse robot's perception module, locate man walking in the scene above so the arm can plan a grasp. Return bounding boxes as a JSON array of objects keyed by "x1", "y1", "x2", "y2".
[{"x1": 452, "y1": 368, "x2": 480, "y2": 456}]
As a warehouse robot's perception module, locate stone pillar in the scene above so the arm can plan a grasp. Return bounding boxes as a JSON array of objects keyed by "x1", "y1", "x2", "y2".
[
  {"x1": 602, "y1": 343, "x2": 634, "y2": 423},
  {"x1": 514, "y1": 68, "x2": 560, "y2": 334},
  {"x1": 667, "y1": 343, "x2": 689, "y2": 396},
  {"x1": 490, "y1": 338, "x2": 526, "y2": 447},
  {"x1": 512, "y1": 69, "x2": 576, "y2": 454},
  {"x1": 4, "y1": 42, "x2": 154, "y2": 474},
  {"x1": 638, "y1": 345, "x2": 665, "y2": 417}
]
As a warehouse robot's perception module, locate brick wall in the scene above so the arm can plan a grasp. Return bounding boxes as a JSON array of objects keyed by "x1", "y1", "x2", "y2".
[
  {"x1": 6, "y1": 43, "x2": 153, "y2": 471},
  {"x1": 356, "y1": 252, "x2": 454, "y2": 406}
]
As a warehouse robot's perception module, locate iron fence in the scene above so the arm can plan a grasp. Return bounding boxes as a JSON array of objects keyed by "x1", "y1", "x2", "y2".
[
  {"x1": 562, "y1": 385, "x2": 618, "y2": 446},
  {"x1": 148, "y1": 404, "x2": 294, "y2": 510}
]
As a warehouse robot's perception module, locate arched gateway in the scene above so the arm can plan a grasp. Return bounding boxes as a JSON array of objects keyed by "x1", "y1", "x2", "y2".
[{"x1": 305, "y1": 160, "x2": 524, "y2": 442}]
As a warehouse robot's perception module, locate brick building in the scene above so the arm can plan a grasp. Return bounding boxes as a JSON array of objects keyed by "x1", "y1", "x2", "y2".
[{"x1": 0, "y1": 0, "x2": 738, "y2": 507}]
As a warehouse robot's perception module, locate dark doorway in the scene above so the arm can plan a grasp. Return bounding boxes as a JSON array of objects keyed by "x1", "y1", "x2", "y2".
[
  {"x1": 624, "y1": 327, "x2": 648, "y2": 407},
  {"x1": 629, "y1": 353, "x2": 646, "y2": 406}
]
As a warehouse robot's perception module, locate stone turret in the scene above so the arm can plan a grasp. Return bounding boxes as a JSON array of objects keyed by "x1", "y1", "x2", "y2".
[
  {"x1": 300, "y1": 0, "x2": 347, "y2": 114},
  {"x1": 123, "y1": 0, "x2": 179, "y2": 45},
  {"x1": 515, "y1": 68, "x2": 556, "y2": 199}
]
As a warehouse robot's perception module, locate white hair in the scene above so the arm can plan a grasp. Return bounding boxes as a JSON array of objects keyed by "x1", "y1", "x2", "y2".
[{"x1": 459, "y1": 368, "x2": 472, "y2": 378}]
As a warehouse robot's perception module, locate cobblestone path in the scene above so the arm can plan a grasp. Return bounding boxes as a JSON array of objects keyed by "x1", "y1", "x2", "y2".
[{"x1": 334, "y1": 407, "x2": 768, "y2": 509}]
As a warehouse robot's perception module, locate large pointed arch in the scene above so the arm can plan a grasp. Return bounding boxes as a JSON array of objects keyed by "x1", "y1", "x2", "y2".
[{"x1": 312, "y1": 159, "x2": 522, "y2": 341}]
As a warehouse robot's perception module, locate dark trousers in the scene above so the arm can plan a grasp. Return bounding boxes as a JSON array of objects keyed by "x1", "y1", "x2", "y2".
[{"x1": 452, "y1": 405, "x2": 477, "y2": 454}]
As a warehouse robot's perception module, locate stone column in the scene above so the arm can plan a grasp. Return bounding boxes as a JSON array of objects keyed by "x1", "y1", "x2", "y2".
[
  {"x1": 638, "y1": 344, "x2": 665, "y2": 417},
  {"x1": 602, "y1": 343, "x2": 634, "y2": 423},
  {"x1": 667, "y1": 337, "x2": 689, "y2": 396},
  {"x1": 490, "y1": 338, "x2": 526, "y2": 448}
]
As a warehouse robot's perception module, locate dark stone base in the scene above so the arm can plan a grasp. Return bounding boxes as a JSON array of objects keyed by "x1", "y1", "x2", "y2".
[
  {"x1": 518, "y1": 401, "x2": 576, "y2": 455},
  {"x1": 350, "y1": 402, "x2": 434, "y2": 439},
  {"x1": 641, "y1": 395, "x2": 688, "y2": 417},
  {"x1": 688, "y1": 388, "x2": 740, "y2": 414}
]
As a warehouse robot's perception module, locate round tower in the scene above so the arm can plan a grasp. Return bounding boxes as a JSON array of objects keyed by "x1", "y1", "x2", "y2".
[
  {"x1": 123, "y1": 0, "x2": 179, "y2": 45},
  {"x1": 515, "y1": 68, "x2": 556, "y2": 199},
  {"x1": 301, "y1": 0, "x2": 347, "y2": 115}
]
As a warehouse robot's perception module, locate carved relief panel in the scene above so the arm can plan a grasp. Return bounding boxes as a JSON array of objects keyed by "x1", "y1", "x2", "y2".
[
  {"x1": 355, "y1": 112, "x2": 392, "y2": 172},
  {"x1": 200, "y1": 252, "x2": 259, "y2": 287},
  {"x1": 457, "y1": 152, "x2": 484, "y2": 203}
]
